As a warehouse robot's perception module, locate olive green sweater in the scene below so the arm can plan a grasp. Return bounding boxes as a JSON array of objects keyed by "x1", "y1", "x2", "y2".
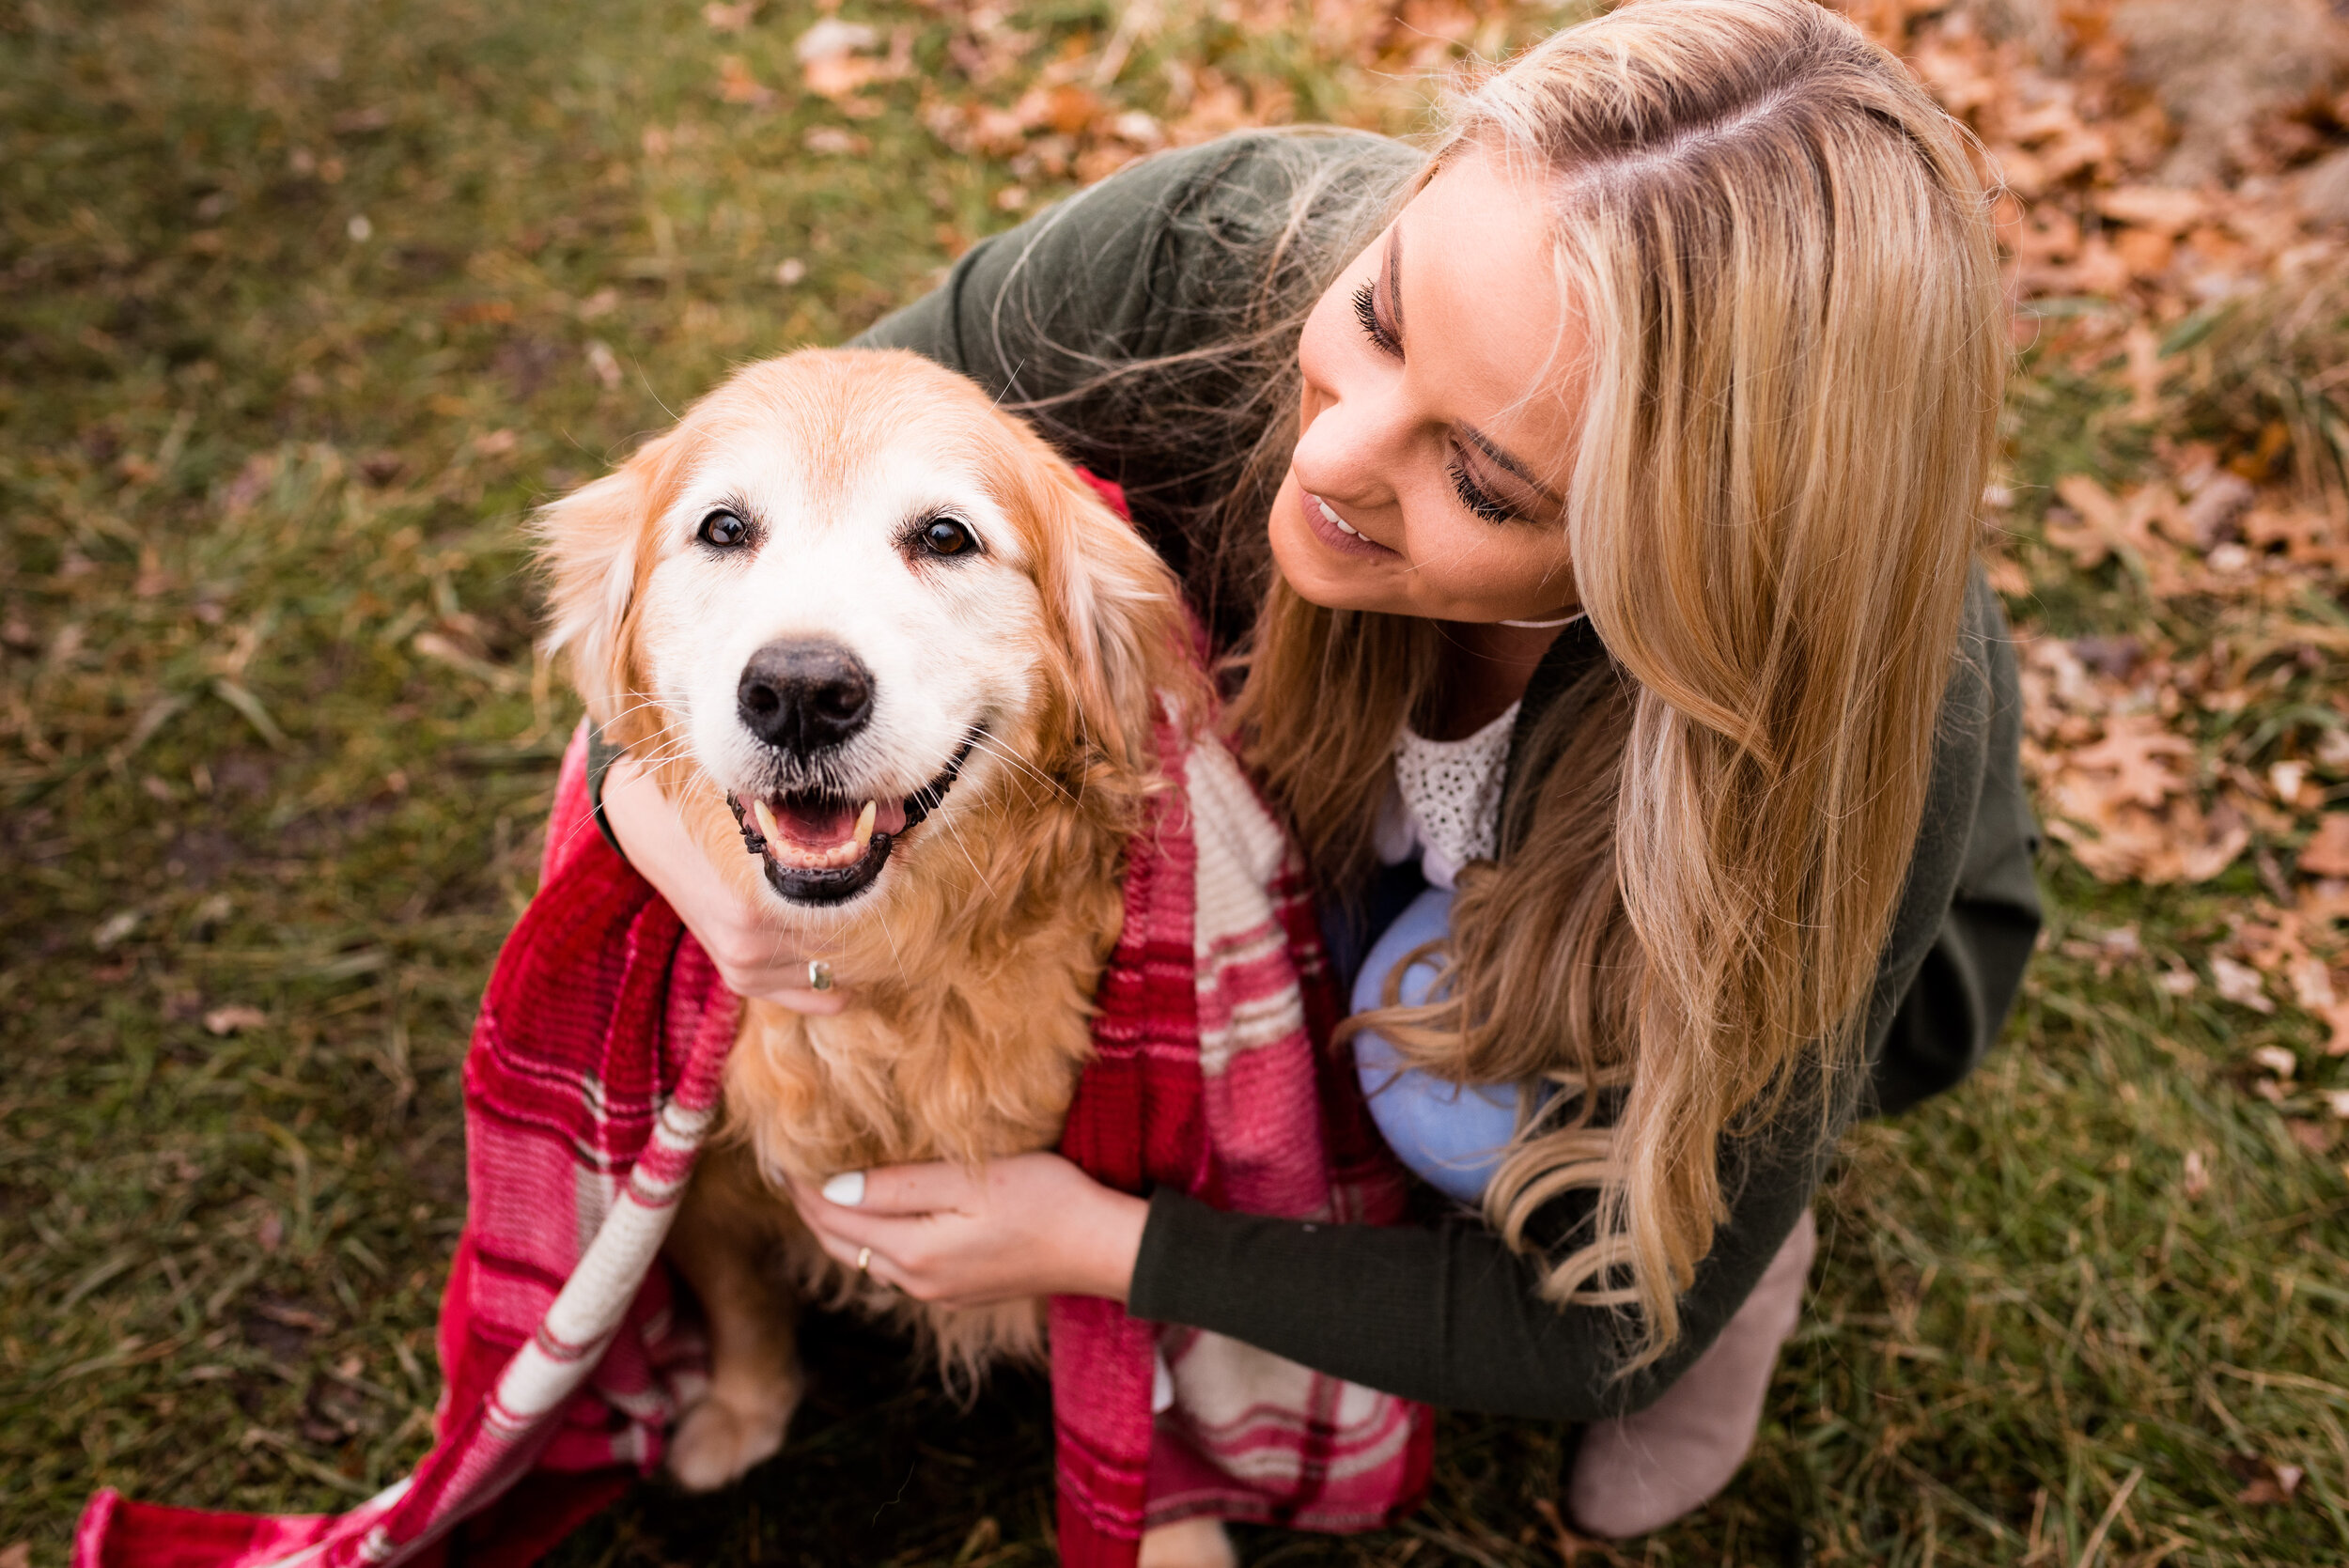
[{"x1": 839, "y1": 130, "x2": 2037, "y2": 1420}]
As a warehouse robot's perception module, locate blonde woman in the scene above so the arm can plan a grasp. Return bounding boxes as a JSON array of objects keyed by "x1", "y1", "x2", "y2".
[{"x1": 598, "y1": 0, "x2": 2040, "y2": 1544}]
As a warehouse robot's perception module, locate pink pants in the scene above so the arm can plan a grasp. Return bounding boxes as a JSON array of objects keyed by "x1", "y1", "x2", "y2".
[{"x1": 1566, "y1": 1208, "x2": 1818, "y2": 1538}]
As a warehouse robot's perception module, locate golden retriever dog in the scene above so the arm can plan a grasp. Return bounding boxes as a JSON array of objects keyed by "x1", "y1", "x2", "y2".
[{"x1": 537, "y1": 349, "x2": 1233, "y2": 1565}]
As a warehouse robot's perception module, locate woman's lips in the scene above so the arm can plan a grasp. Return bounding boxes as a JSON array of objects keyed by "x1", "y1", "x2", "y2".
[{"x1": 1299, "y1": 487, "x2": 1399, "y2": 560}]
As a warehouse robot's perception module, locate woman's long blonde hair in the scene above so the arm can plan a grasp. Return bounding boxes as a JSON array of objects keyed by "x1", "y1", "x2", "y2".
[{"x1": 1235, "y1": 0, "x2": 2004, "y2": 1371}]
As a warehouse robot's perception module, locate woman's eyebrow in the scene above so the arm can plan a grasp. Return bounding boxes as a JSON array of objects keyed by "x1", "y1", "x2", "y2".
[{"x1": 1459, "y1": 425, "x2": 1563, "y2": 507}]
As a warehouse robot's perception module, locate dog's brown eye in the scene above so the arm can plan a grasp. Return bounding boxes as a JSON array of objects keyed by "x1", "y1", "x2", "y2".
[
  {"x1": 921, "y1": 517, "x2": 974, "y2": 557},
  {"x1": 698, "y1": 509, "x2": 750, "y2": 548}
]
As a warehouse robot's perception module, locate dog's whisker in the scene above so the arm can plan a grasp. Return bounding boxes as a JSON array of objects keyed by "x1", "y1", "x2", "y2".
[
  {"x1": 605, "y1": 734, "x2": 697, "y2": 773},
  {"x1": 590, "y1": 742, "x2": 703, "y2": 814},
  {"x1": 1066, "y1": 709, "x2": 1097, "y2": 807},
  {"x1": 544, "y1": 746, "x2": 699, "y2": 861},
  {"x1": 965, "y1": 733, "x2": 1068, "y2": 802},
  {"x1": 971, "y1": 750, "x2": 1052, "y2": 815},
  {"x1": 588, "y1": 691, "x2": 689, "y2": 725},
  {"x1": 594, "y1": 703, "x2": 676, "y2": 730},
  {"x1": 926, "y1": 788, "x2": 1003, "y2": 905},
  {"x1": 870, "y1": 903, "x2": 914, "y2": 992},
  {"x1": 958, "y1": 721, "x2": 1049, "y2": 785},
  {"x1": 764, "y1": 921, "x2": 841, "y2": 990}
]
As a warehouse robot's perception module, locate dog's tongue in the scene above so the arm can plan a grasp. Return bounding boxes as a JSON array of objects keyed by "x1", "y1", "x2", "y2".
[
  {"x1": 770, "y1": 797, "x2": 857, "y2": 848},
  {"x1": 762, "y1": 794, "x2": 911, "y2": 850}
]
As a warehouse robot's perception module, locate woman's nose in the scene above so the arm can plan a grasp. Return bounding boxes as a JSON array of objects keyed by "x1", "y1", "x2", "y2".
[{"x1": 1292, "y1": 378, "x2": 1415, "y2": 506}]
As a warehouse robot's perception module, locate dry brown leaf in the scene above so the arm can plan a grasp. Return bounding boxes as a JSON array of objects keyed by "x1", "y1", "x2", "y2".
[
  {"x1": 2046, "y1": 474, "x2": 2189, "y2": 579},
  {"x1": 801, "y1": 127, "x2": 870, "y2": 157},
  {"x1": 2268, "y1": 760, "x2": 2319, "y2": 812},
  {"x1": 2122, "y1": 321, "x2": 2164, "y2": 417},
  {"x1": 2228, "y1": 1454, "x2": 2305, "y2": 1507},
  {"x1": 2062, "y1": 714, "x2": 2194, "y2": 809},
  {"x1": 221, "y1": 452, "x2": 279, "y2": 515},
  {"x1": 2302, "y1": 815, "x2": 2349, "y2": 877},
  {"x1": 2324, "y1": 1003, "x2": 2349, "y2": 1058},
  {"x1": 2288, "y1": 1120, "x2": 2337, "y2": 1155},
  {"x1": 2096, "y1": 185, "x2": 2207, "y2": 235},
  {"x1": 2046, "y1": 794, "x2": 2249, "y2": 884},
  {"x1": 204, "y1": 1004, "x2": 268, "y2": 1036},
  {"x1": 2213, "y1": 955, "x2": 2274, "y2": 1012},
  {"x1": 2288, "y1": 956, "x2": 2339, "y2": 1011},
  {"x1": 2179, "y1": 471, "x2": 2254, "y2": 548},
  {"x1": 716, "y1": 55, "x2": 778, "y2": 108},
  {"x1": 795, "y1": 18, "x2": 877, "y2": 63},
  {"x1": 794, "y1": 20, "x2": 911, "y2": 105}
]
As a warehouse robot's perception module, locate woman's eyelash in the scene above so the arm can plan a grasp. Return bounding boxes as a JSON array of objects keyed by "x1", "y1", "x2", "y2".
[
  {"x1": 1351, "y1": 279, "x2": 1400, "y2": 357},
  {"x1": 1449, "y1": 458, "x2": 1516, "y2": 523}
]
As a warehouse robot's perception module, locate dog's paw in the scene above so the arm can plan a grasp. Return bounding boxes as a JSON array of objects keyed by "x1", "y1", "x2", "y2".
[
  {"x1": 665, "y1": 1393, "x2": 793, "y2": 1492},
  {"x1": 1138, "y1": 1516, "x2": 1237, "y2": 1568}
]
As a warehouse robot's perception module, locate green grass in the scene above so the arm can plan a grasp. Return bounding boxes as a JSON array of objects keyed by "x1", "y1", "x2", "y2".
[{"x1": 5, "y1": 0, "x2": 2348, "y2": 1563}]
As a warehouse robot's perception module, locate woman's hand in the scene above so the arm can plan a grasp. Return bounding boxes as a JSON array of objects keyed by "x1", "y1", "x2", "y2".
[
  {"x1": 786, "y1": 1153, "x2": 1150, "y2": 1308},
  {"x1": 599, "y1": 753, "x2": 846, "y2": 1013}
]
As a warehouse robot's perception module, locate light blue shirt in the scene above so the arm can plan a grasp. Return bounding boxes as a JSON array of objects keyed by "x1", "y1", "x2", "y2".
[{"x1": 1349, "y1": 885, "x2": 1528, "y2": 1205}]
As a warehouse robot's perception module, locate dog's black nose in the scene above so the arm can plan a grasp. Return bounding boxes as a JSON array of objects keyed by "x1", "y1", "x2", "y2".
[{"x1": 737, "y1": 639, "x2": 874, "y2": 755}]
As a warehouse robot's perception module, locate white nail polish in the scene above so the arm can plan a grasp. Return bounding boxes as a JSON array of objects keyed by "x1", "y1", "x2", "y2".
[{"x1": 821, "y1": 1171, "x2": 865, "y2": 1206}]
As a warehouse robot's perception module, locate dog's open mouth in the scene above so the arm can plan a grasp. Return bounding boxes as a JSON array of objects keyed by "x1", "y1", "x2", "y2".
[{"x1": 726, "y1": 736, "x2": 975, "y2": 906}]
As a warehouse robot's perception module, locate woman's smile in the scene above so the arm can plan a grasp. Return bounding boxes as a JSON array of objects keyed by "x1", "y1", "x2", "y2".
[{"x1": 1299, "y1": 488, "x2": 1399, "y2": 558}]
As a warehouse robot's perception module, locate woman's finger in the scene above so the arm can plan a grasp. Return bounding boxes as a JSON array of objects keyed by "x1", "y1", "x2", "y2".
[
  {"x1": 791, "y1": 1200, "x2": 920, "y2": 1252},
  {"x1": 796, "y1": 1218, "x2": 916, "y2": 1293},
  {"x1": 783, "y1": 1179, "x2": 935, "y2": 1251},
  {"x1": 786, "y1": 1203, "x2": 946, "y2": 1297},
  {"x1": 811, "y1": 1160, "x2": 981, "y2": 1217}
]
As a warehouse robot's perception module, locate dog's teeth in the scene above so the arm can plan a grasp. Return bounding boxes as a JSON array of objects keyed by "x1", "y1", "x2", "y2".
[
  {"x1": 851, "y1": 800, "x2": 877, "y2": 853},
  {"x1": 753, "y1": 798, "x2": 781, "y2": 846}
]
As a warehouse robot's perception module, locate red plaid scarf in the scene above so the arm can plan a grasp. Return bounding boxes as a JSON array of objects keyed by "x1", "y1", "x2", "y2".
[{"x1": 76, "y1": 716, "x2": 1429, "y2": 1567}]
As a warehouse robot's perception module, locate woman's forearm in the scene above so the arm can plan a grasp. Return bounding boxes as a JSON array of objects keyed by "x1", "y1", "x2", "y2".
[{"x1": 1127, "y1": 1171, "x2": 1817, "y2": 1423}]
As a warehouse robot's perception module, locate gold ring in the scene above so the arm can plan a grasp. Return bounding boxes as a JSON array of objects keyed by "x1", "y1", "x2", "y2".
[
  {"x1": 808, "y1": 959, "x2": 833, "y2": 993},
  {"x1": 855, "y1": 1245, "x2": 873, "y2": 1276}
]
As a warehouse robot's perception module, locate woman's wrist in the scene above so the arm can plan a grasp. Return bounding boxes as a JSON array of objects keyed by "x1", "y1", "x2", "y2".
[{"x1": 1069, "y1": 1184, "x2": 1152, "y2": 1305}]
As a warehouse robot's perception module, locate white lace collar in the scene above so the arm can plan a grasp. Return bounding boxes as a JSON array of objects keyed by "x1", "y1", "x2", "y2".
[{"x1": 1376, "y1": 702, "x2": 1519, "y2": 891}]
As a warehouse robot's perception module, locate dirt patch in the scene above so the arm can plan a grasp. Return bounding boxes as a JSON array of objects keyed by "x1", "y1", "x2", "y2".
[{"x1": 239, "y1": 1293, "x2": 330, "y2": 1364}]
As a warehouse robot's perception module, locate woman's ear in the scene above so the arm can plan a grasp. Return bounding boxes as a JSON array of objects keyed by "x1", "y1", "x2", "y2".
[
  {"x1": 1037, "y1": 468, "x2": 1195, "y2": 775},
  {"x1": 536, "y1": 432, "x2": 674, "y2": 745}
]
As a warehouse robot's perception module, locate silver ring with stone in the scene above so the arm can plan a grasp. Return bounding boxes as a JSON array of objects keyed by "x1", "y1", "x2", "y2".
[{"x1": 808, "y1": 959, "x2": 833, "y2": 992}]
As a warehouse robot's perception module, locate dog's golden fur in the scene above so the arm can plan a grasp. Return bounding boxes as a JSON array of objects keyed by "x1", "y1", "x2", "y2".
[{"x1": 537, "y1": 349, "x2": 1206, "y2": 1492}]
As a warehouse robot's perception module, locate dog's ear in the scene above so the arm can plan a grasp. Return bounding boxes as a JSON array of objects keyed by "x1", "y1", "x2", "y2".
[
  {"x1": 536, "y1": 431, "x2": 677, "y2": 747},
  {"x1": 1034, "y1": 467, "x2": 1197, "y2": 776}
]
